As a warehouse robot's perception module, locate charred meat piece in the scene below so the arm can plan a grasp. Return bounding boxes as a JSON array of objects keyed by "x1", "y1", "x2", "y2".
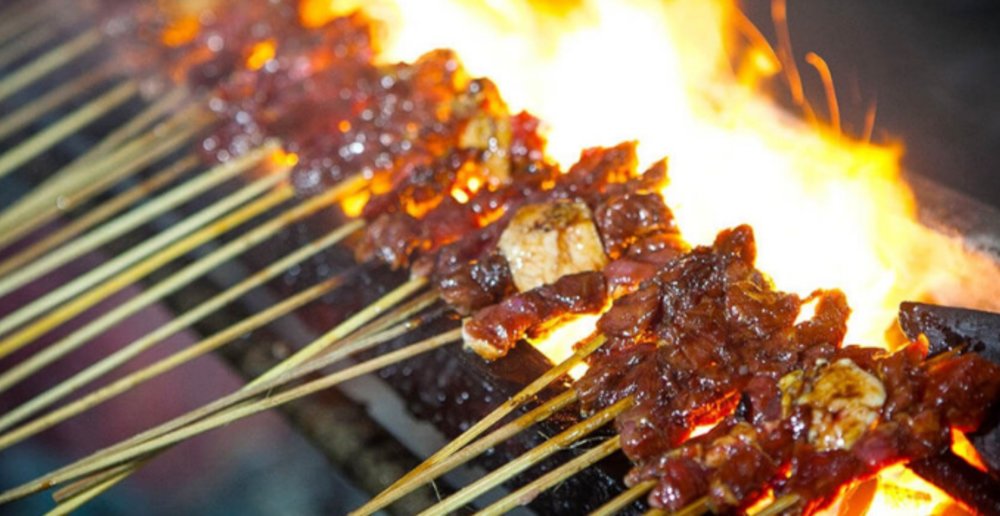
[
  {"x1": 576, "y1": 225, "x2": 1000, "y2": 512},
  {"x1": 462, "y1": 271, "x2": 607, "y2": 360}
]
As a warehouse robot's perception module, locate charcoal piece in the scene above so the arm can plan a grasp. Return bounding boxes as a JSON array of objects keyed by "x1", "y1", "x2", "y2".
[
  {"x1": 898, "y1": 302, "x2": 1000, "y2": 362},
  {"x1": 909, "y1": 452, "x2": 1000, "y2": 515}
]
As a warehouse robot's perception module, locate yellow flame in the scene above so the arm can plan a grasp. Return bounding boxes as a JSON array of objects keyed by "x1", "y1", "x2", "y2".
[
  {"x1": 299, "y1": 2, "x2": 1000, "y2": 513},
  {"x1": 322, "y1": 0, "x2": 1000, "y2": 350}
]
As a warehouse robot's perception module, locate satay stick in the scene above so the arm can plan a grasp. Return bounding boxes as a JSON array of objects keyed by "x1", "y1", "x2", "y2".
[
  {"x1": 358, "y1": 333, "x2": 607, "y2": 515},
  {"x1": 0, "y1": 95, "x2": 204, "y2": 243},
  {"x1": 0, "y1": 270, "x2": 354, "y2": 451},
  {"x1": 590, "y1": 480, "x2": 657, "y2": 516},
  {"x1": 0, "y1": 81, "x2": 138, "y2": 180},
  {"x1": 0, "y1": 30, "x2": 102, "y2": 104},
  {"x1": 0, "y1": 65, "x2": 111, "y2": 141},
  {"x1": 479, "y1": 435, "x2": 623, "y2": 515},
  {"x1": 51, "y1": 284, "x2": 439, "y2": 504},
  {"x1": 0, "y1": 323, "x2": 459, "y2": 506},
  {"x1": 0, "y1": 220, "x2": 365, "y2": 434},
  {"x1": 0, "y1": 154, "x2": 200, "y2": 278},
  {"x1": 419, "y1": 397, "x2": 634, "y2": 516},
  {"x1": 352, "y1": 389, "x2": 580, "y2": 515},
  {"x1": 0, "y1": 23, "x2": 62, "y2": 78},
  {"x1": 0, "y1": 143, "x2": 277, "y2": 331},
  {"x1": 0, "y1": 184, "x2": 291, "y2": 389},
  {"x1": 46, "y1": 462, "x2": 143, "y2": 516},
  {"x1": 0, "y1": 0, "x2": 53, "y2": 49},
  {"x1": 0, "y1": 173, "x2": 367, "y2": 391}
]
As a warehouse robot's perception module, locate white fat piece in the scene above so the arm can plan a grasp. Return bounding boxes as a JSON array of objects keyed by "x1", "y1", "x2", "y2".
[
  {"x1": 796, "y1": 358, "x2": 887, "y2": 452},
  {"x1": 498, "y1": 200, "x2": 608, "y2": 292}
]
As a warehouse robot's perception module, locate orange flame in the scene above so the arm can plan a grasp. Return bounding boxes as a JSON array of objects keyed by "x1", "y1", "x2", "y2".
[{"x1": 298, "y1": 1, "x2": 1000, "y2": 513}]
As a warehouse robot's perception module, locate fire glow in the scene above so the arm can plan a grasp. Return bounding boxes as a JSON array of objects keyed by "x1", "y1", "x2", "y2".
[{"x1": 295, "y1": 0, "x2": 1000, "y2": 513}]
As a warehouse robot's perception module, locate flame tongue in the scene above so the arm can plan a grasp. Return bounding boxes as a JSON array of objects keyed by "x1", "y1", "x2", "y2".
[{"x1": 298, "y1": 0, "x2": 1000, "y2": 513}]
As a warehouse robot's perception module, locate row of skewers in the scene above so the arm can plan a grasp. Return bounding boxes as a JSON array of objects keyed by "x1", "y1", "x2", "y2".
[{"x1": 0, "y1": 0, "x2": 997, "y2": 514}]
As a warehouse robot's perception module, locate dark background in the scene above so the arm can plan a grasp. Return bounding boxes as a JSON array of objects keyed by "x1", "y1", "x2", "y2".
[{"x1": 744, "y1": 0, "x2": 1000, "y2": 209}]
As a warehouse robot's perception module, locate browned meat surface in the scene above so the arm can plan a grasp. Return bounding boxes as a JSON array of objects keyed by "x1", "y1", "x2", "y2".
[
  {"x1": 575, "y1": 224, "x2": 1000, "y2": 513},
  {"x1": 463, "y1": 271, "x2": 607, "y2": 360}
]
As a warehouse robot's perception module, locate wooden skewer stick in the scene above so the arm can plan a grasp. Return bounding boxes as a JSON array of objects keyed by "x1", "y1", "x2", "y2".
[
  {"x1": 0, "y1": 0, "x2": 53, "y2": 50},
  {"x1": 48, "y1": 461, "x2": 145, "y2": 515},
  {"x1": 754, "y1": 494, "x2": 800, "y2": 516},
  {"x1": 590, "y1": 480, "x2": 656, "y2": 516},
  {"x1": 0, "y1": 80, "x2": 138, "y2": 181},
  {"x1": 479, "y1": 435, "x2": 623, "y2": 515},
  {"x1": 0, "y1": 154, "x2": 200, "y2": 279},
  {"x1": 44, "y1": 283, "x2": 439, "y2": 503},
  {"x1": 0, "y1": 171, "x2": 368, "y2": 391},
  {"x1": 0, "y1": 141, "x2": 275, "y2": 327},
  {"x1": 0, "y1": 328, "x2": 461, "y2": 505},
  {"x1": 358, "y1": 333, "x2": 608, "y2": 515},
  {"x1": 0, "y1": 270, "x2": 355, "y2": 451},
  {"x1": 352, "y1": 389, "x2": 579, "y2": 515},
  {"x1": 0, "y1": 30, "x2": 102, "y2": 104},
  {"x1": 0, "y1": 95, "x2": 203, "y2": 243},
  {"x1": 0, "y1": 182, "x2": 292, "y2": 389},
  {"x1": 0, "y1": 220, "x2": 365, "y2": 434},
  {"x1": 0, "y1": 173, "x2": 366, "y2": 391},
  {"x1": 647, "y1": 496, "x2": 705, "y2": 516},
  {"x1": 0, "y1": 22, "x2": 61, "y2": 72},
  {"x1": 66, "y1": 88, "x2": 196, "y2": 171},
  {"x1": 253, "y1": 275, "x2": 429, "y2": 384},
  {"x1": 83, "y1": 283, "x2": 436, "y2": 465},
  {"x1": 0, "y1": 65, "x2": 111, "y2": 142},
  {"x1": 419, "y1": 397, "x2": 634, "y2": 516}
]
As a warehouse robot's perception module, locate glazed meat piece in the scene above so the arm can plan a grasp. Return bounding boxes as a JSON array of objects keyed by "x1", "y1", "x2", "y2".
[
  {"x1": 462, "y1": 271, "x2": 607, "y2": 360},
  {"x1": 624, "y1": 340, "x2": 1000, "y2": 513}
]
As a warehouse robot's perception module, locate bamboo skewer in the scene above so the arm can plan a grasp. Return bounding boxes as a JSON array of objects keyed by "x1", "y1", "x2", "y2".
[
  {"x1": 479, "y1": 435, "x2": 623, "y2": 515},
  {"x1": 0, "y1": 22, "x2": 61, "y2": 72},
  {"x1": 47, "y1": 462, "x2": 144, "y2": 516},
  {"x1": 0, "y1": 0, "x2": 53, "y2": 50},
  {"x1": 0, "y1": 30, "x2": 102, "y2": 104},
  {"x1": 0, "y1": 182, "x2": 293, "y2": 391},
  {"x1": 66, "y1": 88, "x2": 195, "y2": 171},
  {"x1": 40, "y1": 286, "x2": 437, "y2": 508},
  {"x1": 253, "y1": 275, "x2": 429, "y2": 384},
  {"x1": 0, "y1": 270, "x2": 354, "y2": 451},
  {"x1": 0, "y1": 65, "x2": 111, "y2": 142},
  {"x1": 590, "y1": 480, "x2": 657, "y2": 516},
  {"x1": 0, "y1": 154, "x2": 200, "y2": 278},
  {"x1": 0, "y1": 324, "x2": 460, "y2": 506},
  {"x1": 0, "y1": 96, "x2": 205, "y2": 244},
  {"x1": 359, "y1": 333, "x2": 608, "y2": 515},
  {"x1": 0, "y1": 151, "x2": 284, "y2": 344},
  {"x1": 0, "y1": 220, "x2": 365, "y2": 434},
  {"x1": 352, "y1": 389, "x2": 579, "y2": 515},
  {"x1": 419, "y1": 397, "x2": 634, "y2": 516},
  {"x1": 0, "y1": 80, "x2": 139, "y2": 180},
  {"x1": 38, "y1": 283, "x2": 439, "y2": 504},
  {"x1": 0, "y1": 173, "x2": 367, "y2": 389}
]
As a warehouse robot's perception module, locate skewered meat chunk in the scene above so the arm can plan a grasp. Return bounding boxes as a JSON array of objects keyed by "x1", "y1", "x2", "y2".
[
  {"x1": 462, "y1": 271, "x2": 607, "y2": 360},
  {"x1": 497, "y1": 201, "x2": 609, "y2": 292},
  {"x1": 573, "y1": 223, "x2": 1000, "y2": 513}
]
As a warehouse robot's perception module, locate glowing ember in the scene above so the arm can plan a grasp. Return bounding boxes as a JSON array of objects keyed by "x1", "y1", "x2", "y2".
[{"x1": 952, "y1": 429, "x2": 989, "y2": 473}]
